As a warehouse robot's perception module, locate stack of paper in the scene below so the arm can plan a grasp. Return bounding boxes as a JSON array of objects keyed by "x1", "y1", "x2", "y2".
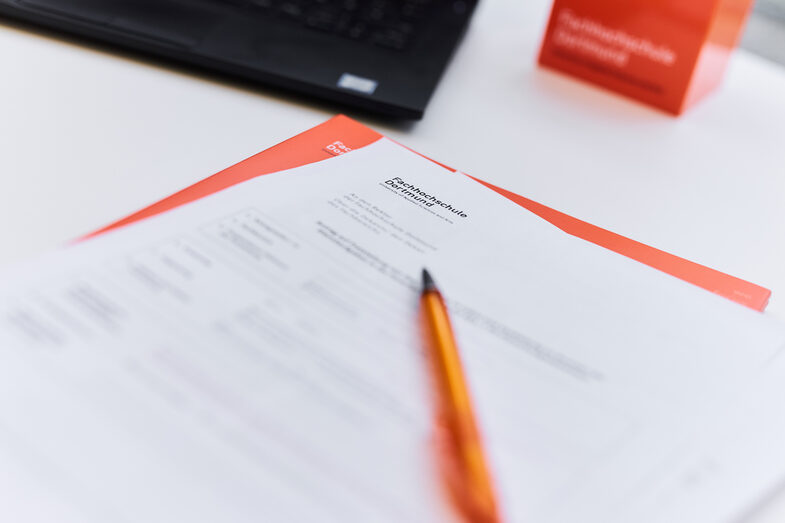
[{"x1": 0, "y1": 117, "x2": 783, "y2": 523}]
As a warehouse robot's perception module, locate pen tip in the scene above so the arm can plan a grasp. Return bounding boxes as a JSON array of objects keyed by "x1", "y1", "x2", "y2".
[{"x1": 421, "y1": 268, "x2": 437, "y2": 292}]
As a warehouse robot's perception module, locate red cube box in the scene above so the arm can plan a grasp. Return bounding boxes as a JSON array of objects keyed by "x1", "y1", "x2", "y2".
[{"x1": 538, "y1": 0, "x2": 754, "y2": 115}]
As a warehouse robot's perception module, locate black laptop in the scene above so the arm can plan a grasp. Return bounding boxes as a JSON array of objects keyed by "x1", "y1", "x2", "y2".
[{"x1": 0, "y1": 0, "x2": 477, "y2": 119}]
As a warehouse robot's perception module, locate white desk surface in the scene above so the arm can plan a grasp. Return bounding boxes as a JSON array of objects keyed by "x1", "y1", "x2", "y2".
[{"x1": 1, "y1": 1, "x2": 785, "y2": 520}]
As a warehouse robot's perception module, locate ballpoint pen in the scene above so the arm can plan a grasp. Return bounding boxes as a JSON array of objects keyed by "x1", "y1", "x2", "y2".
[{"x1": 420, "y1": 268, "x2": 502, "y2": 523}]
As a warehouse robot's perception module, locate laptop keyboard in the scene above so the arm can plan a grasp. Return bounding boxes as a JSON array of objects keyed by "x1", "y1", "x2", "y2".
[{"x1": 226, "y1": 0, "x2": 434, "y2": 51}]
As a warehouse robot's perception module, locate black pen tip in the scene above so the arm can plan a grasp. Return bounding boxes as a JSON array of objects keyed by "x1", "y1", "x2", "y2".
[{"x1": 421, "y1": 268, "x2": 438, "y2": 292}]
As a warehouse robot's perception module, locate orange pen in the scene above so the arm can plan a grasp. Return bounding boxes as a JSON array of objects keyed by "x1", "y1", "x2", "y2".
[{"x1": 420, "y1": 269, "x2": 502, "y2": 523}]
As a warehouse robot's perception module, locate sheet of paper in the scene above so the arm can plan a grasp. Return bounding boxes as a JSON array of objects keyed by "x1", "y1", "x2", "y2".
[
  {"x1": 622, "y1": 347, "x2": 785, "y2": 523},
  {"x1": 0, "y1": 138, "x2": 783, "y2": 523}
]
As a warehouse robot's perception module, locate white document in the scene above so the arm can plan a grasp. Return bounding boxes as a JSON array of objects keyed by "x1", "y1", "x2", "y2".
[
  {"x1": 625, "y1": 348, "x2": 785, "y2": 523},
  {"x1": 0, "y1": 138, "x2": 783, "y2": 523}
]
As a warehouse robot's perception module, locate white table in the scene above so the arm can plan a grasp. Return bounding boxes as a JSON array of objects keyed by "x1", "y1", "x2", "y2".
[{"x1": 1, "y1": 1, "x2": 785, "y2": 520}]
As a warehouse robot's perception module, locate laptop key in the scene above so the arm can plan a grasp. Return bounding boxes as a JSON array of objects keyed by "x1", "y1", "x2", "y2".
[
  {"x1": 304, "y1": 7, "x2": 339, "y2": 32},
  {"x1": 248, "y1": 0, "x2": 273, "y2": 8},
  {"x1": 278, "y1": 2, "x2": 304, "y2": 19}
]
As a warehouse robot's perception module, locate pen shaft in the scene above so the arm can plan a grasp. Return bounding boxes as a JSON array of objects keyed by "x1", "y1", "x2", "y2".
[{"x1": 421, "y1": 286, "x2": 500, "y2": 523}]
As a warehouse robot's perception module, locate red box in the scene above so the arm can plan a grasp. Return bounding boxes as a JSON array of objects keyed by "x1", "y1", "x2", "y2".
[{"x1": 538, "y1": 0, "x2": 754, "y2": 115}]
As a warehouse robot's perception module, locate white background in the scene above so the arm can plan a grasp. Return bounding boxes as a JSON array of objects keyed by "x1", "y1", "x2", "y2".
[{"x1": 0, "y1": 1, "x2": 784, "y2": 519}]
